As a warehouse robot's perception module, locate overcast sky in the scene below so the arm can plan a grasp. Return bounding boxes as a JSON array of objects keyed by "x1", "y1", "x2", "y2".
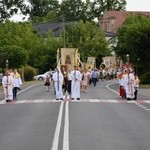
[
  {"x1": 126, "y1": 0, "x2": 150, "y2": 11},
  {"x1": 10, "y1": 0, "x2": 150, "y2": 21}
]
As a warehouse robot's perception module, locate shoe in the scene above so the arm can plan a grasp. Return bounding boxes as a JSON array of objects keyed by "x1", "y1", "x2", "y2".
[
  {"x1": 71, "y1": 98, "x2": 74, "y2": 100},
  {"x1": 60, "y1": 98, "x2": 64, "y2": 100},
  {"x1": 6, "y1": 100, "x2": 11, "y2": 102},
  {"x1": 56, "y1": 99, "x2": 59, "y2": 100},
  {"x1": 77, "y1": 98, "x2": 80, "y2": 100}
]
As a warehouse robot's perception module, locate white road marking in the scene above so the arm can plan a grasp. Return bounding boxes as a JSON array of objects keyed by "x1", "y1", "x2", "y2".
[
  {"x1": 144, "y1": 100, "x2": 150, "y2": 103},
  {"x1": 1, "y1": 99, "x2": 150, "y2": 104},
  {"x1": 89, "y1": 99, "x2": 99, "y2": 102},
  {"x1": 51, "y1": 102, "x2": 64, "y2": 150},
  {"x1": 106, "y1": 83, "x2": 119, "y2": 95},
  {"x1": 63, "y1": 101, "x2": 69, "y2": 150},
  {"x1": 0, "y1": 100, "x2": 6, "y2": 104},
  {"x1": 33, "y1": 100, "x2": 45, "y2": 103},
  {"x1": 15, "y1": 100, "x2": 27, "y2": 103}
]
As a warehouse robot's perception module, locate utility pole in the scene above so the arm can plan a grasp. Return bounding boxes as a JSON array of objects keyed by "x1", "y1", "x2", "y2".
[{"x1": 62, "y1": 14, "x2": 66, "y2": 48}]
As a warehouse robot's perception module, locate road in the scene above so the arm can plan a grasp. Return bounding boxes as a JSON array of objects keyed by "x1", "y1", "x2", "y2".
[{"x1": 0, "y1": 80, "x2": 150, "y2": 150}]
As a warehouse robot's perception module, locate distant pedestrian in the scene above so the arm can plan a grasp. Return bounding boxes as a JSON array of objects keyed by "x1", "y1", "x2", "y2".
[
  {"x1": 82, "y1": 68, "x2": 90, "y2": 92},
  {"x1": 63, "y1": 72, "x2": 68, "y2": 94},
  {"x1": 2, "y1": 70, "x2": 13, "y2": 102},
  {"x1": 91, "y1": 69, "x2": 98, "y2": 86},
  {"x1": 44, "y1": 74, "x2": 51, "y2": 91},
  {"x1": 67, "y1": 69, "x2": 72, "y2": 95},
  {"x1": 133, "y1": 74, "x2": 140, "y2": 100},
  {"x1": 117, "y1": 71, "x2": 124, "y2": 98},
  {"x1": 52, "y1": 67, "x2": 64, "y2": 100},
  {"x1": 12, "y1": 69, "x2": 22, "y2": 100}
]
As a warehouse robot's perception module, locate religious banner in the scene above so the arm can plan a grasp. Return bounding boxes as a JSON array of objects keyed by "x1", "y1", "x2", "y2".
[
  {"x1": 61, "y1": 48, "x2": 77, "y2": 70},
  {"x1": 87, "y1": 57, "x2": 95, "y2": 69}
]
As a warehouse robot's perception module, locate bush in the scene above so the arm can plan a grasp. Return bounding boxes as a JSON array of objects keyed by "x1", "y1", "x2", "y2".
[
  {"x1": 19, "y1": 65, "x2": 36, "y2": 81},
  {"x1": 140, "y1": 72, "x2": 150, "y2": 84}
]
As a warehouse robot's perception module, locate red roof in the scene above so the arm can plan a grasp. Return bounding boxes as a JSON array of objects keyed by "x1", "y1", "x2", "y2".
[{"x1": 99, "y1": 11, "x2": 150, "y2": 33}]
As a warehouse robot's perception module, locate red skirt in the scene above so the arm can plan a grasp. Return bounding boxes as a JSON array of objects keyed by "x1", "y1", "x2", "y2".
[{"x1": 120, "y1": 86, "x2": 124, "y2": 97}]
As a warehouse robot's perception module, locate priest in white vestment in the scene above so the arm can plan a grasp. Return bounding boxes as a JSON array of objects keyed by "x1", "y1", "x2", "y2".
[
  {"x1": 71, "y1": 65, "x2": 82, "y2": 100},
  {"x1": 124, "y1": 69, "x2": 135, "y2": 100},
  {"x1": 2, "y1": 71, "x2": 13, "y2": 102},
  {"x1": 52, "y1": 67, "x2": 64, "y2": 100}
]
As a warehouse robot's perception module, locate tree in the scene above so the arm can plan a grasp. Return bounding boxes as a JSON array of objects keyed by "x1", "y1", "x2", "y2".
[
  {"x1": 91, "y1": 0, "x2": 126, "y2": 20},
  {"x1": 65, "y1": 20, "x2": 109, "y2": 62},
  {"x1": 59, "y1": 0, "x2": 126, "y2": 22},
  {"x1": 116, "y1": 14, "x2": 150, "y2": 74},
  {"x1": 0, "y1": 0, "x2": 27, "y2": 23},
  {"x1": 59, "y1": 0, "x2": 94, "y2": 22},
  {"x1": 0, "y1": 45, "x2": 28, "y2": 69},
  {"x1": 27, "y1": 0, "x2": 60, "y2": 20}
]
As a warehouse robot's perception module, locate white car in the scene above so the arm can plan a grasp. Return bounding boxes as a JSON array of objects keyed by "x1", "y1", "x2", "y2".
[{"x1": 33, "y1": 71, "x2": 55, "y2": 80}]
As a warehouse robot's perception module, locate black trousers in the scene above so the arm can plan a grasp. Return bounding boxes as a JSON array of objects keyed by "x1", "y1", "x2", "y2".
[
  {"x1": 13, "y1": 87, "x2": 18, "y2": 99},
  {"x1": 134, "y1": 90, "x2": 138, "y2": 100},
  {"x1": 67, "y1": 80, "x2": 72, "y2": 94}
]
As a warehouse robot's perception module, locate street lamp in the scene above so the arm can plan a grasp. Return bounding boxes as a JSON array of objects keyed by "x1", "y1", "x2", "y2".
[
  {"x1": 6, "y1": 59, "x2": 9, "y2": 69},
  {"x1": 126, "y1": 54, "x2": 130, "y2": 69},
  {"x1": 126, "y1": 54, "x2": 129, "y2": 61}
]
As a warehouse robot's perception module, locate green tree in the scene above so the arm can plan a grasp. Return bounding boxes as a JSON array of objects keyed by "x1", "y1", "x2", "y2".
[
  {"x1": 60, "y1": 0, "x2": 94, "y2": 22},
  {"x1": 59, "y1": 0, "x2": 126, "y2": 22},
  {"x1": 116, "y1": 14, "x2": 150, "y2": 74},
  {"x1": 0, "y1": 0, "x2": 27, "y2": 22},
  {"x1": 27, "y1": 0, "x2": 59, "y2": 20},
  {"x1": 91, "y1": 0, "x2": 126, "y2": 20},
  {"x1": 65, "y1": 20, "x2": 109, "y2": 62},
  {"x1": 0, "y1": 45, "x2": 28, "y2": 69}
]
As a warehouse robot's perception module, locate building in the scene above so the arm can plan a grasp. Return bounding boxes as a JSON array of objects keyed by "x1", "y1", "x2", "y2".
[
  {"x1": 99, "y1": 11, "x2": 150, "y2": 34},
  {"x1": 99, "y1": 11, "x2": 150, "y2": 69}
]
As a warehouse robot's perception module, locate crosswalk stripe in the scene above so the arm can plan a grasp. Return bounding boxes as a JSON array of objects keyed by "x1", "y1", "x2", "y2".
[{"x1": 0, "y1": 99, "x2": 150, "y2": 104}]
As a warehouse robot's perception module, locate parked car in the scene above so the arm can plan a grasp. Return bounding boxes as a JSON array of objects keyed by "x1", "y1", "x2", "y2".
[
  {"x1": 0, "y1": 73, "x2": 3, "y2": 85},
  {"x1": 33, "y1": 70, "x2": 55, "y2": 80}
]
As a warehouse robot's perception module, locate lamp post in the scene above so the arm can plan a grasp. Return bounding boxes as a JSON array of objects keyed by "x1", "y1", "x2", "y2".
[
  {"x1": 126, "y1": 54, "x2": 130, "y2": 69},
  {"x1": 6, "y1": 59, "x2": 9, "y2": 70}
]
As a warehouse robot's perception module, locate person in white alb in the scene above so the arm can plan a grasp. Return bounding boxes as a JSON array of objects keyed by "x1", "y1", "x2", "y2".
[
  {"x1": 124, "y1": 68, "x2": 135, "y2": 100},
  {"x1": 71, "y1": 65, "x2": 82, "y2": 100},
  {"x1": 52, "y1": 66, "x2": 64, "y2": 100},
  {"x1": 2, "y1": 70, "x2": 13, "y2": 102}
]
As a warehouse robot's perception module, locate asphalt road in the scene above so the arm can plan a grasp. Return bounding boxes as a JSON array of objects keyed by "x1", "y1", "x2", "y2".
[{"x1": 0, "y1": 80, "x2": 150, "y2": 150}]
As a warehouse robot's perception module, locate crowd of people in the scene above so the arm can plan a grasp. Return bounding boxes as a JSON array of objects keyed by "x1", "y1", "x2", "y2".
[
  {"x1": 2, "y1": 69, "x2": 22, "y2": 102},
  {"x1": 117, "y1": 68, "x2": 140, "y2": 100},
  {"x1": 2, "y1": 66, "x2": 140, "y2": 102},
  {"x1": 44, "y1": 65, "x2": 102, "y2": 100}
]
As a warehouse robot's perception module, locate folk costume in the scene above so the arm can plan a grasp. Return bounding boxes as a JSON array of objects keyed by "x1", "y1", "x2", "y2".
[
  {"x1": 2, "y1": 72, "x2": 13, "y2": 102},
  {"x1": 52, "y1": 67, "x2": 64, "y2": 100},
  {"x1": 71, "y1": 68, "x2": 82, "y2": 100}
]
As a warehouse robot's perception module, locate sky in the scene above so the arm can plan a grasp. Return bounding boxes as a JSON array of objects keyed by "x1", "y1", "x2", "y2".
[
  {"x1": 10, "y1": 0, "x2": 150, "y2": 22},
  {"x1": 126, "y1": 0, "x2": 150, "y2": 11}
]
